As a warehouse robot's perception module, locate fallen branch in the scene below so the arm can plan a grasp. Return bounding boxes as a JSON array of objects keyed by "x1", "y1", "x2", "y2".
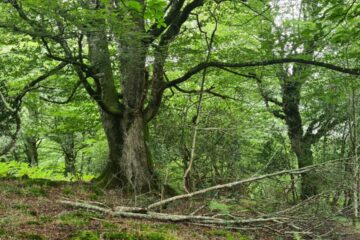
[
  {"x1": 60, "y1": 200, "x2": 285, "y2": 226},
  {"x1": 148, "y1": 163, "x2": 325, "y2": 209}
]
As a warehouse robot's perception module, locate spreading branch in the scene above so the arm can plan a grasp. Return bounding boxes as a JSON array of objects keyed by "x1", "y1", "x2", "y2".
[
  {"x1": 13, "y1": 62, "x2": 68, "y2": 108},
  {"x1": 164, "y1": 58, "x2": 360, "y2": 90},
  {"x1": 40, "y1": 81, "x2": 81, "y2": 104}
]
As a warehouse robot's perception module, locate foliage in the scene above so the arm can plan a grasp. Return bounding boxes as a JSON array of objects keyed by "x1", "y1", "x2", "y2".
[
  {"x1": 208, "y1": 200, "x2": 231, "y2": 215},
  {"x1": 0, "y1": 0, "x2": 359, "y2": 238},
  {"x1": 0, "y1": 161, "x2": 95, "y2": 181}
]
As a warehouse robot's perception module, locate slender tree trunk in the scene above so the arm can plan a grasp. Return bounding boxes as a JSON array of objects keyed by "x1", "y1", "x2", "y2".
[
  {"x1": 282, "y1": 77, "x2": 317, "y2": 199},
  {"x1": 24, "y1": 136, "x2": 38, "y2": 167},
  {"x1": 61, "y1": 133, "x2": 76, "y2": 176},
  {"x1": 349, "y1": 87, "x2": 359, "y2": 224}
]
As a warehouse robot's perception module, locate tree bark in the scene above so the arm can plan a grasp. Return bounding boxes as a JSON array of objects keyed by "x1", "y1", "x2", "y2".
[
  {"x1": 295, "y1": 143, "x2": 317, "y2": 199},
  {"x1": 61, "y1": 133, "x2": 76, "y2": 176},
  {"x1": 24, "y1": 136, "x2": 38, "y2": 167},
  {"x1": 87, "y1": 7, "x2": 156, "y2": 192},
  {"x1": 98, "y1": 112, "x2": 155, "y2": 192},
  {"x1": 282, "y1": 75, "x2": 317, "y2": 199}
]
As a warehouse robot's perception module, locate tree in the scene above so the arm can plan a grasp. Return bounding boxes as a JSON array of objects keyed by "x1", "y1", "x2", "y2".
[{"x1": 1, "y1": 0, "x2": 360, "y2": 193}]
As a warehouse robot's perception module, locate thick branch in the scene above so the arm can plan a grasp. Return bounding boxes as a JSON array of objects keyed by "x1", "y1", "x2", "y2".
[
  {"x1": 159, "y1": 0, "x2": 205, "y2": 46},
  {"x1": 13, "y1": 62, "x2": 68, "y2": 108},
  {"x1": 147, "y1": 0, "x2": 186, "y2": 41},
  {"x1": 40, "y1": 81, "x2": 81, "y2": 104},
  {"x1": 164, "y1": 58, "x2": 360, "y2": 89},
  {"x1": 304, "y1": 114, "x2": 346, "y2": 144}
]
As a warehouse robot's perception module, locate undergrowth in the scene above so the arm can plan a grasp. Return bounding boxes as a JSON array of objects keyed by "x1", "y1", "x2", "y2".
[{"x1": 0, "y1": 161, "x2": 94, "y2": 181}]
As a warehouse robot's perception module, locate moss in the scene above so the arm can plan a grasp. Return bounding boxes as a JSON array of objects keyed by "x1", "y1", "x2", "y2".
[
  {"x1": 39, "y1": 215, "x2": 53, "y2": 223},
  {"x1": 19, "y1": 232, "x2": 45, "y2": 240},
  {"x1": 104, "y1": 232, "x2": 135, "y2": 240},
  {"x1": 90, "y1": 185, "x2": 105, "y2": 196},
  {"x1": 102, "y1": 221, "x2": 118, "y2": 230},
  {"x1": 12, "y1": 203, "x2": 30, "y2": 211},
  {"x1": 2, "y1": 185, "x2": 22, "y2": 195},
  {"x1": 124, "y1": 222, "x2": 179, "y2": 240},
  {"x1": 59, "y1": 212, "x2": 88, "y2": 227},
  {"x1": 104, "y1": 230, "x2": 171, "y2": 240},
  {"x1": 140, "y1": 232, "x2": 166, "y2": 240},
  {"x1": 71, "y1": 230, "x2": 99, "y2": 240},
  {"x1": 153, "y1": 224, "x2": 179, "y2": 231},
  {"x1": 209, "y1": 229, "x2": 251, "y2": 240},
  {"x1": 0, "y1": 228, "x2": 6, "y2": 236},
  {"x1": 62, "y1": 186, "x2": 74, "y2": 196},
  {"x1": 26, "y1": 220, "x2": 41, "y2": 225},
  {"x1": 89, "y1": 193, "x2": 99, "y2": 201},
  {"x1": 59, "y1": 210, "x2": 102, "y2": 227},
  {"x1": 23, "y1": 186, "x2": 48, "y2": 197},
  {"x1": 104, "y1": 231, "x2": 167, "y2": 240}
]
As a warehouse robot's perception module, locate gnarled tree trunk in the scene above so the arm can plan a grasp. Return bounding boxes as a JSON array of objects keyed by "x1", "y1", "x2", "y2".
[
  {"x1": 87, "y1": 9, "x2": 156, "y2": 192},
  {"x1": 98, "y1": 112, "x2": 155, "y2": 192}
]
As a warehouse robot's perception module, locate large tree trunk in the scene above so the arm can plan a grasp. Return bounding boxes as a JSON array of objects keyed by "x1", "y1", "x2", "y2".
[
  {"x1": 87, "y1": 8, "x2": 156, "y2": 192},
  {"x1": 98, "y1": 112, "x2": 155, "y2": 192}
]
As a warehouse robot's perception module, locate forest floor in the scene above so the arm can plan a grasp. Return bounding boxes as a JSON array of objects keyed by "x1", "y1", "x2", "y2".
[
  {"x1": 0, "y1": 178, "x2": 360, "y2": 240},
  {"x1": 0, "y1": 178, "x2": 258, "y2": 240}
]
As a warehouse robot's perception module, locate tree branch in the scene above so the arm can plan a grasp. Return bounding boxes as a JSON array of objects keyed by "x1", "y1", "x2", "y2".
[
  {"x1": 148, "y1": 162, "x2": 325, "y2": 209},
  {"x1": 147, "y1": 0, "x2": 186, "y2": 41},
  {"x1": 164, "y1": 58, "x2": 360, "y2": 90},
  {"x1": 40, "y1": 81, "x2": 81, "y2": 104},
  {"x1": 13, "y1": 62, "x2": 68, "y2": 109},
  {"x1": 159, "y1": 0, "x2": 205, "y2": 46}
]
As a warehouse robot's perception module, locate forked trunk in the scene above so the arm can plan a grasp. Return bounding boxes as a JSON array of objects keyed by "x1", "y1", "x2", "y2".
[{"x1": 87, "y1": 1, "x2": 157, "y2": 192}]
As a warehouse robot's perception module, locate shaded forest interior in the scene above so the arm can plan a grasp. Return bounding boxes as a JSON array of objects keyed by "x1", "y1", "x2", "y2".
[{"x1": 1, "y1": 0, "x2": 360, "y2": 239}]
